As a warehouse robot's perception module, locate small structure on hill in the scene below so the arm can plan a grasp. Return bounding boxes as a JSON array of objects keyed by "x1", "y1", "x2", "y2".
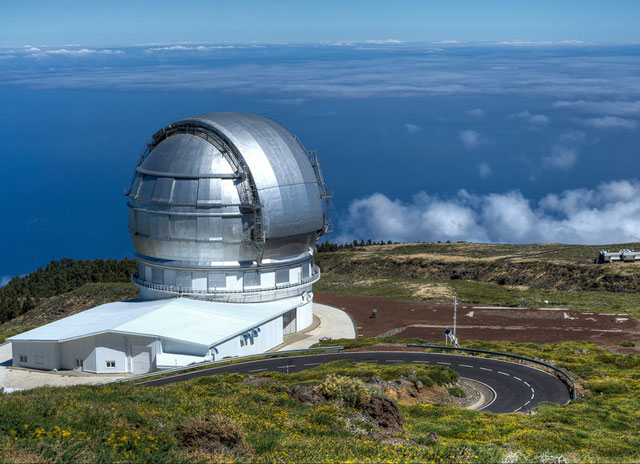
[{"x1": 597, "y1": 249, "x2": 640, "y2": 263}]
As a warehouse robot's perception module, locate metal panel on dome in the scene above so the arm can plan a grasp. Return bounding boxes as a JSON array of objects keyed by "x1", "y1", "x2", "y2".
[
  {"x1": 138, "y1": 177, "x2": 156, "y2": 201},
  {"x1": 141, "y1": 134, "x2": 226, "y2": 177},
  {"x1": 171, "y1": 179, "x2": 198, "y2": 204},
  {"x1": 197, "y1": 178, "x2": 222, "y2": 205},
  {"x1": 152, "y1": 178, "x2": 174, "y2": 202}
]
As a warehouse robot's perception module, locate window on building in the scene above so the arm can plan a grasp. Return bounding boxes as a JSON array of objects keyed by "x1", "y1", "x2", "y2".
[
  {"x1": 106, "y1": 361, "x2": 116, "y2": 368},
  {"x1": 75, "y1": 358, "x2": 83, "y2": 368},
  {"x1": 244, "y1": 271, "x2": 260, "y2": 288},
  {"x1": 19, "y1": 355, "x2": 27, "y2": 363},
  {"x1": 276, "y1": 268, "x2": 289, "y2": 285},
  {"x1": 35, "y1": 356, "x2": 44, "y2": 365}
]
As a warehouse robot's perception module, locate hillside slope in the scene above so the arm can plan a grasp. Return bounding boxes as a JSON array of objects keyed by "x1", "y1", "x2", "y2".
[
  {"x1": 315, "y1": 242, "x2": 640, "y2": 316},
  {"x1": 0, "y1": 283, "x2": 138, "y2": 343}
]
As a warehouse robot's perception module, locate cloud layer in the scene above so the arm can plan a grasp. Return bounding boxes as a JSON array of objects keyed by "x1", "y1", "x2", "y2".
[
  {"x1": 337, "y1": 179, "x2": 640, "y2": 245},
  {"x1": 2, "y1": 43, "x2": 640, "y2": 100}
]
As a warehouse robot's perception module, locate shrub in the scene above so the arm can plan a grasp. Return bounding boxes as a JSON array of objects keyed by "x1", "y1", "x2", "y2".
[
  {"x1": 447, "y1": 387, "x2": 467, "y2": 398},
  {"x1": 178, "y1": 415, "x2": 251, "y2": 458},
  {"x1": 619, "y1": 340, "x2": 636, "y2": 347},
  {"x1": 316, "y1": 374, "x2": 372, "y2": 407}
]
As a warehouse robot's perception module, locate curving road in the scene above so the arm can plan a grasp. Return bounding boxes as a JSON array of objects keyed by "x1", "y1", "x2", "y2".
[{"x1": 137, "y1": 351, "x2": 570, "y2": 413}]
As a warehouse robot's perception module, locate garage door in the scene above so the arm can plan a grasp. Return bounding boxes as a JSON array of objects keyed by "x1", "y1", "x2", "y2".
[{"x1": 131, "y1": 345, "x2": 152, "y2": 374}]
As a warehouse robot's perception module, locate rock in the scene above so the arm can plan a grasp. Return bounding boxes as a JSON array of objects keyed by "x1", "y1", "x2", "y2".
[
  {"x1": 287, "y1": 385, "x2": 326, "y2": 405},
  {"x1": 414, "y1": 380, "x2": 424, "y2": 391},
  {"x1": 362, "y1": 396, "x2": 404, "y2": 431},
  {"x1": 408, "y1": 389, "x2": 416, "y2": 398},
  {"x1": 370, "y1": 374, "x2": 384, "y2": 384},
  {"x1": 429, "y1": 431, "x2": 438, "y2": 441}
]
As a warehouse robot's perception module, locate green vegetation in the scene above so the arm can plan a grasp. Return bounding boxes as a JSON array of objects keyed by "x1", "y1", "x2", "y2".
[
  {"x1": 1, "y1": 341, "x2": 639, "y2": 462},
  {"x1": 316, "y1": 374, "x2": 373, "y2": 407},
  {"x1": 0, "y1": 258, "x2": 136, "y2": 324},
  {"x1": 0, "y1": 282, "x2": 138, "y2": 343},
  {"x1": 447, "y1": 387, "x2": 466, "y2": 398},
  {"x1": 315, "y1": 241, "x2": 640, "y2": 317}
]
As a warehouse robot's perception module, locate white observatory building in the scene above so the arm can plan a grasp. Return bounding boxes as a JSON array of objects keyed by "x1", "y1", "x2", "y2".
[{"x1": 9, "y1": 113, "x2": 332, "y2": 374}]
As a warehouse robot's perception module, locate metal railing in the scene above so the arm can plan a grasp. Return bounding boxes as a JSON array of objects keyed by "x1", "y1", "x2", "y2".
[
  {"x1": 407, "y1": 344, "x2": 577, "y2": 400},
  {"x1": 107, "y1": 345, "x2": 344, "y2": 385},
  {"x1": 132, "y1": 266, "x2": 320, "y2": 302}
]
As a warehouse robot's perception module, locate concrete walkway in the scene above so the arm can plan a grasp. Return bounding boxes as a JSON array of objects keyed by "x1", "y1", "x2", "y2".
[
  {"x1": 0, "y1": 343, "x2": 129, "y2": 391},
  {"x1": 276, "y1": 302, "x2": 357, "y2": 351}
]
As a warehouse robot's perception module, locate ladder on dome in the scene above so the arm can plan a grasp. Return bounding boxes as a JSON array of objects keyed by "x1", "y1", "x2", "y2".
[{"x1": 308, "y1": 150, "x2": 334, "y2": 234}]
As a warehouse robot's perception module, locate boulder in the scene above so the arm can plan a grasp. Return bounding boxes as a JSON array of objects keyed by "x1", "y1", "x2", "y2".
[
  {"x1": 362, "y1": 396, "x2": 403, "y2": 431},
  {"x1": 287, "y1": 385, "x2": 327, "y2": 405}
]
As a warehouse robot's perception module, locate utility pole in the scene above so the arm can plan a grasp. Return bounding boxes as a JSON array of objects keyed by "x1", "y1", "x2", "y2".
[{"x1": 453, "y1": 296, "x2": 457, "y2": 341}]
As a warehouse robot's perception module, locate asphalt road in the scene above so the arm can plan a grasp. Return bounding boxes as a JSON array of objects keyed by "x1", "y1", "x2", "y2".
[{"x1": 137, "y1": 351, "x2": 571, "y2": 414}]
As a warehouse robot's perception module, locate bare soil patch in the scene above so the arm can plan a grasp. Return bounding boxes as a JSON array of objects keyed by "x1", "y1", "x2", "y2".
[{"x1": 315, "y1": 293, "x2": 640, "y2": 352}]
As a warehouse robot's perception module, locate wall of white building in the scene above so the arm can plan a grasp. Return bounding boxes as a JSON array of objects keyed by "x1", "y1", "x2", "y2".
[
  {"x1": 12, "y1": 334, "x2": 160, "y2": 374},
  {"x1": 59, "y1": 337, "x2": 98, "y2": 372},
  {"x1": 162, "y1": 338, "x2": 209, "y2": 357},
  {"x1": 296, "y1": 300, "x2": 314, "y2": 332},
  {"x1": 139, "y1": 260, "x2": 312, "y2": 294},
  {"x1": 12, "y1": 341, "x2": 59, "y2": 371},
  {"x1": 212, "y1": 315, "x2": 283, "y2": 360}
]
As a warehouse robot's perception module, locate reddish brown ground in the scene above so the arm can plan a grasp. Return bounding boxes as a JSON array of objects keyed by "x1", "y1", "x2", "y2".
[{"x1": 315, "y1": 293, "x2": 640, "y2": 352}]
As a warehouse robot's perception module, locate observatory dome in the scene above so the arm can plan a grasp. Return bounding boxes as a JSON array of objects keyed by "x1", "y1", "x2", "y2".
[{"x1": 126, "y1": 112, "x2": 331, "y2": 302}]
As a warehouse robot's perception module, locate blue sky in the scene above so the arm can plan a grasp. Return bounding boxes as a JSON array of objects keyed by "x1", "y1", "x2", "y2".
[
  {"x1": 1, "y1": 3, "x2": 640, "y2": 282},
  {"x1": 2, "y1": 1, "x2": 640, "y2": 46}
]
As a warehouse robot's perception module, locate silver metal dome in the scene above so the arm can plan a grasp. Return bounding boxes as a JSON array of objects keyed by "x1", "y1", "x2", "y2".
[{"x1": 126, "y1": 112, "x2": 332, "y2": 302}]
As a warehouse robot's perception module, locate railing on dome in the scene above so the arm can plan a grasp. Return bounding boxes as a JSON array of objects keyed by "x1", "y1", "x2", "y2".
[
  {"x1": 307, "y1": 149, "x2": 333, "y2": 234},
  {"x1": 131, "y1": 266, "x2": 321, "y2": 303}
]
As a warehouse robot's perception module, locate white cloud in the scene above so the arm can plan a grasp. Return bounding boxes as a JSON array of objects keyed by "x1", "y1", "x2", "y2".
[
  {"x1": 465, "y1": 108, "x2": 484, "y2": 119},
  {"x1": 542, "y1": 131, "x2": 585, "y2": 170},
  {"x1": 27, "y1": 48, "x2": 124, "y2": 57},
  {"x1": 477, "y1": 162, "x2": 492, "y2": 178},
  {"x1": 337, "y1": 179, "x2": 640, "y2": 244},
  {"x1": 404, "y1": 123, "x2": 420, "y2": 134},
  {"x1": 363, "y1": 39, "x2": 403, "y2": 44},
  {"x1": 46, "y1": 48, "x2": 97, "y2": 55},
  {"x1": 145, "y1": 45, "x2": 235, "y2": 52},
  {"x1": 554, "y1": 100, "x2": 640, "y2": 116},
  {"x1": 543, "y1": 145, "x2": 578, "y2": 170},
  {"x1": 511, "y1": 110, "x2": 550, "y2": 125},
  {"x1": 458, "y1": 130, "x2": 482, "y2": 149},
  {"x1": 583, "y1": 116, "x2": 637, "y2": 130}
]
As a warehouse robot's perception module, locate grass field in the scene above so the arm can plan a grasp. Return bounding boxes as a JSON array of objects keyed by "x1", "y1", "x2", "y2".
[{"x1": 1, "y1": 339, "x2": 639, "y2": 463}]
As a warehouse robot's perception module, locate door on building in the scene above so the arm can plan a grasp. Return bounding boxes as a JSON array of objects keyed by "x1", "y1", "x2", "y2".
[
  {"x1": 282, "y1": 308, "x2": 297, "y2": 335},
  {"x1": 131, "y1": 345, "x2": 152, "y2": 374}
]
